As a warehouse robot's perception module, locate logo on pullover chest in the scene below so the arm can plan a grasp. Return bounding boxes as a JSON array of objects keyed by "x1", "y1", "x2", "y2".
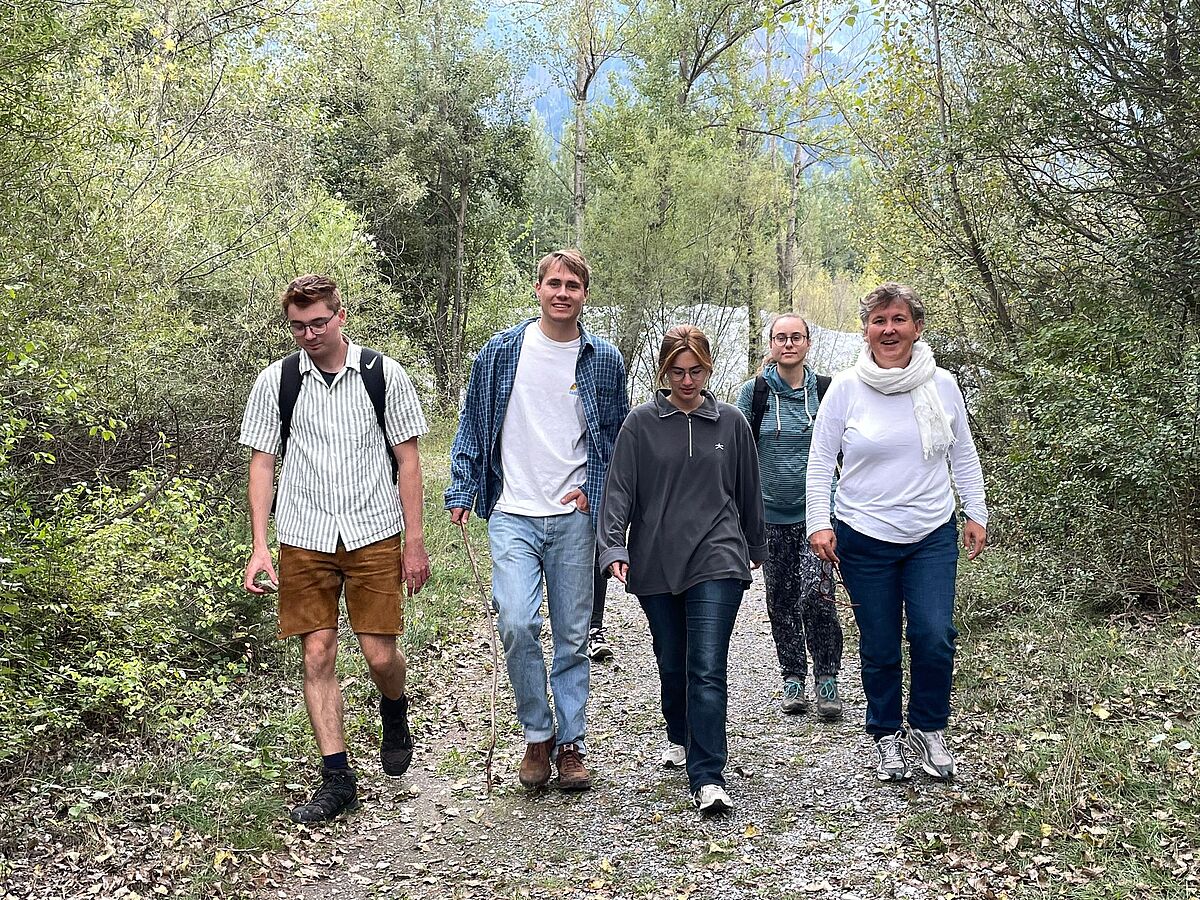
[{"x1": 715, "y1": 443, "x2": 725, "y2": 451}]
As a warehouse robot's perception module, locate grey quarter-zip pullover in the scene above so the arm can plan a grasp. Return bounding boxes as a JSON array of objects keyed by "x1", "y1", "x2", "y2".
[{"x1": 597, "y1": 389, "x2": 767, "y2": 597}]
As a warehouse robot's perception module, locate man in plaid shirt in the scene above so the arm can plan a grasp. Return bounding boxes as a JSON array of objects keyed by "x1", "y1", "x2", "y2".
[{"x1": 446, "y1": 248, "x2": 628, "y2": 792}]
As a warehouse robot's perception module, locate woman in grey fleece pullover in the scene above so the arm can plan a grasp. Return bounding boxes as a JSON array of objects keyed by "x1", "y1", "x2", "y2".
[{"x1": 597, "y1": 325, "x2": 766, "y2": 815}]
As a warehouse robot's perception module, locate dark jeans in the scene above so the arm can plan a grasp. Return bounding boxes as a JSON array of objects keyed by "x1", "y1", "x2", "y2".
[
  {"x1": 638, "y1": 579, "x2": 743, "y2": 791},
  {"x1": 591, "y1": 561, "x2": 606, "y2": 631},
  {"x1": 835, "y1": 518, "x2": 959, "y2": 736},
  {"x1": 763, "y1": 522, "x2": 843, "y2": 681}
]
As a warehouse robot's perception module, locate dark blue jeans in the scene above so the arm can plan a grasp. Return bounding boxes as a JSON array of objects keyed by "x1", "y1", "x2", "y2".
[
  {"x1": 835, "y1": 518, "x2": 959, "y2": 737},
  {"x1": 639, "y1": 579, "x2": 743, "y2": 791}
]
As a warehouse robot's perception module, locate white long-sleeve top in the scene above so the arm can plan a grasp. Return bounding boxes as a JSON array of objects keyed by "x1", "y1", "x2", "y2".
[{"x1": 804, "y1": 368, "x2": 988, "y2": 544}]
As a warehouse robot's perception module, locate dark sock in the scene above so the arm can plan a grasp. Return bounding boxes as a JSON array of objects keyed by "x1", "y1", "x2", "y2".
[
  {"x1": 381, "y1": 693, "x2": 408, "y2": 713},
  {"x1": 323, "y1": 751, "x2": 349, "y2": 771}
]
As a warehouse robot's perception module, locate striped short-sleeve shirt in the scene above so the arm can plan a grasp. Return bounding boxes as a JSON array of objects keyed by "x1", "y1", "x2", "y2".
[{"x1": 240, "y1": 340, "x2": 429, "y2": 553}]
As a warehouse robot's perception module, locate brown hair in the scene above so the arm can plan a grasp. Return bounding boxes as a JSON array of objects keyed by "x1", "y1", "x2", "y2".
[
  {"x1": 859, "y1": 282, "x2": 924, "y2": 325},
  {"x1": 536, "y1": 249, "x2": 591, "y2": 290},
  {"x1": 655, "y1": 325, "x2": 715, "y2": 385},
  {"x1": 763, "y1": 312, "x2": 809, "y2": 345},
  {"x1": 281, "y1": 274, "x2": 342, "y2": 316}
]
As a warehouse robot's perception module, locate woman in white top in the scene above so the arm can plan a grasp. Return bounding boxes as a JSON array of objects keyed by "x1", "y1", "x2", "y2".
[{"x1": 806, "y1": 282, "x2": 988, "y2": 784}]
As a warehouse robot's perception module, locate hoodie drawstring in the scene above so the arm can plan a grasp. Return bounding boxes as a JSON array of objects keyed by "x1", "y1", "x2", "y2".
[{"x1": 769, "y1": 378, "x2": 816, "y2": 436}]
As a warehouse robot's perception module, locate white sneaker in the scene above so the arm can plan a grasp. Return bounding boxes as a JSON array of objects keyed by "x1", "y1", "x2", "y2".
[
  {"x1": 660, "y1": 742, "x2": 686, "y2": 768},
  {"x1": 693, "y1": 784, "x2": 733, "y2": 814},
  {"x1": 907, "y1": 728, "x2": 956, "y2": 780},
  {"x1": 875, "y1": 731, "x2": 914, "y2": 782}
]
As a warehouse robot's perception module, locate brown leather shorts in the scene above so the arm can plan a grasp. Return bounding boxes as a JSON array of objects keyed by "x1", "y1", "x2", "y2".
[{"x1": 277, "y1": 535, "x2": 404, "y2": 638}]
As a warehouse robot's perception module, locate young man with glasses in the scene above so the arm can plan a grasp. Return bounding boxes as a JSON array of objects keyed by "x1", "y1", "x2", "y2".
[
  {"x1": 240, "y1": 274, "x2": 431, "y2": 823},
  {"x1": 446, "y1": 249, "x2": 628, "y2": 793},
  {"x1": 736, "y1": 314, "x2": 845, "y2": 721}
]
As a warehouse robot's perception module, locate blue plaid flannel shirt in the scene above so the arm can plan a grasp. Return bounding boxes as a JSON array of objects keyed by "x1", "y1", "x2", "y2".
[{"x1": 445, "y1": 318, "x2": 629, "y2": 528}]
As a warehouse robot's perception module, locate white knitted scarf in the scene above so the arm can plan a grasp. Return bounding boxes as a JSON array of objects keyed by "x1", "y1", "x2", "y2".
[{"x1": 854, "y1": 341, "x2": 954, "y2": 459}]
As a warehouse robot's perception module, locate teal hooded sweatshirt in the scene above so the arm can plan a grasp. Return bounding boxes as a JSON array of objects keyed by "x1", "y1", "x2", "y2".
[{"x1": 735, "y1": 364, "x2": 829, "y2": 526}]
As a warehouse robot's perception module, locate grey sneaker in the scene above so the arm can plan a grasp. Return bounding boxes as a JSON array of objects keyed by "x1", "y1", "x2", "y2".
[
  {"x1": 781, "y1": 678, "x2": 808, "y2": 714},
  {"x1": 693, "y1": 784, "x2": 734, "y2": 814},
  {"x1": 875, "y1": 732, "x2": 913, "y2": 782},
  {"x1": 815, "y1": 676, "x2": 843, "y2": 720},
  {"x1": 907, "y1": 728, "x2": 956, "y2": 780}
]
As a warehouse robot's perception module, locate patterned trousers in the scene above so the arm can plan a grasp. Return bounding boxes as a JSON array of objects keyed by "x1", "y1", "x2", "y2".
[{"x1": 762, "y1": 522, "x2": 844, "y2": 680}]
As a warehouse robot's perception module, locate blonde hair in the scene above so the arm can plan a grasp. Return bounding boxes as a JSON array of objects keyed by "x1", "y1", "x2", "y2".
[
  {"x1": 656, "y1": 325, "x2": 714, "y2": 385},
  {"x1": 859, "y1": 282, "x2": 925, "y2": 325}
]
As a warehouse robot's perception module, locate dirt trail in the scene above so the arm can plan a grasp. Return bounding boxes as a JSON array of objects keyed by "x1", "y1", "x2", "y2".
[{"x1": 280, "y1": 575, "x2": 959, "y2": 899}]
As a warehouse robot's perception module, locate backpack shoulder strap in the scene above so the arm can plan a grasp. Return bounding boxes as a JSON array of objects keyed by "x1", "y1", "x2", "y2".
[
  {"x1": 816, "y1": 374, "x2": 832, "y2": 401},
  {"x1": 358, "y1": 348, "x2": 398, "y2": 484},
  {"x1": 750, "y1": 376, "x2": 769, "y2": 445},
  {"x1": 278, "y1": 351, "x2": 303, "y2": 462},
  {"x1": 358, "y1": 348, "x2": 387, "y2": 432}
]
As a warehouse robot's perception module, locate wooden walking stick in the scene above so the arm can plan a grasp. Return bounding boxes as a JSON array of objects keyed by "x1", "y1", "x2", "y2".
[{"x1": 458, "y1": 521, "x2": 500, "y2": 795}]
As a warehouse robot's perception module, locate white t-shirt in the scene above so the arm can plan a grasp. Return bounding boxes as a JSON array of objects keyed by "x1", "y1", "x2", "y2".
[
  {"x1": 495, "y1": 322, "x2": 588, "y2": 517},
  {"x1": 805, "y1": 368, "x2": 988, "y2": 543}
]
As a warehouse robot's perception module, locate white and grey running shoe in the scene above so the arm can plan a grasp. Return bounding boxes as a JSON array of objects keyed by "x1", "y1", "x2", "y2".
[
  {"x1": 875, "y1": 731, "x2": 914, "y2": 782},
  {"x1": 907, "y1": 728, "x2": 957, "y2": 780},
  {"x1": 693, "y1": 784, "x2": 734, "y2": 814},
  {"x1": 660, "y1": 742, "x2": 686, "y2": 768}
]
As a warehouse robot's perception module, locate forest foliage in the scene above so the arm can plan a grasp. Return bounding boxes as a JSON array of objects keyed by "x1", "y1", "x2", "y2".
[{"x1": 1, "y1": 0, "x2": 1197, "y2": 769}]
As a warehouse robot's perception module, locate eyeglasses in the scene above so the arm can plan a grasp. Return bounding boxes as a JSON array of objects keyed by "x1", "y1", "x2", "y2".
[
  {"x1": 287, "y1": 314, "x2": 336, "y2": 336},
  {"x1": 667, "y1": 366, "x2": 707, "y2": 382},
  {"x1": 771, "y1": 332, "x2": 809, "y2": 345},
  {"x1": 829, "y1": 563, "x2": 859, "y2": 610}
]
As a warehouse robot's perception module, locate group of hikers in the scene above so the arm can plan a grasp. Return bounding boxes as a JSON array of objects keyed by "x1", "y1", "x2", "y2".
[{"x1": 240, "y1": 247, "x2": 988, "y2": 824}]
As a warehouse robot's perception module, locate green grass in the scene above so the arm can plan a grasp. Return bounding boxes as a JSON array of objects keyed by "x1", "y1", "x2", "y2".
[
  {"x1": 897, "y1": 547, "x2": 1200, "y2": 898},
  {"x1": 2, "y1": 420, "x2": 489, "y2": 898}
]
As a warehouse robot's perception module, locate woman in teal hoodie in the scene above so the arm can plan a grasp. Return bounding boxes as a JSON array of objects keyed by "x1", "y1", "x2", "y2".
[{"x1": 735, "y1": 314, "x2": 844, "y2": 720}]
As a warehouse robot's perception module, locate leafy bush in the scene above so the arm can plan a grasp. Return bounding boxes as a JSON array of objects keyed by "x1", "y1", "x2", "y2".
[
  {"x1": 984, "y1": 311, "x2": 1200, "y2": 611},
  {"x1": 0, "y1": 471, "x2": 269, "y2": 767}
]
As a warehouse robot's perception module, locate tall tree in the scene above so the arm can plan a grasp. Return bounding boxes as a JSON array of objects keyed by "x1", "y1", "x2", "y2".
[{"x1": 310, "y1": 0, "x2": 531, "y2": 405}]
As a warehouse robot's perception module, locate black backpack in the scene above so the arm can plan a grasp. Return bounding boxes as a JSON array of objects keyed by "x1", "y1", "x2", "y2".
[
  {"x1": 277, "y1": 347, "x2": 396, "y2": 486},
  {"x1": 750, "y1": 373, "x2": 831, "y2": 445}
]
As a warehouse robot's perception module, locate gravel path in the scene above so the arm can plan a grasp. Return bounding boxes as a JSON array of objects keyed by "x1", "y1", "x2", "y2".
[{"x1": 280, "y1": 574, "x2": 960, "y2": 899}]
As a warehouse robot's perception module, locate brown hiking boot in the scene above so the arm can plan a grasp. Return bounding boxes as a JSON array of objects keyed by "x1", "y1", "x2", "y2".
[
  {"x1": 518, "y1": 736, "x2": 554, "y2": 789},
  {"x1": 555, "y1": 742, "x2": 591, "y2": 792}
]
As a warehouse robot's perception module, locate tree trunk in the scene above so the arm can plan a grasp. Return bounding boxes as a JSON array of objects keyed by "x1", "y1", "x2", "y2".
[
  {"x1": 929, "y1": 0, "x2": 1013, "y2": 336},
  {"x1": 782, "y1": 147, "x2": 802, "y2": 311},
  {"x1": 450, "y1": 167, "x2": 469, "y2": 404},
  {"x1": 432, "y1": 170, "x2": 452, "y2": 404},
  {"x1": 573, "y1": 50, "x2": 588, "y2": 247}
]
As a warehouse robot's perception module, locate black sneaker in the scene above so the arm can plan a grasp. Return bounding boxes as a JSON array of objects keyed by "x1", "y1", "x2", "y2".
[
  {"x1": 380, "y1": 694, "x2": 414, "y2": 777},
  {"x1": 588, "y1": 628, "x2": 613, "y2": 662},
  {"x1": 289, "y1": 767, "x2": 358, "y2": 823}
]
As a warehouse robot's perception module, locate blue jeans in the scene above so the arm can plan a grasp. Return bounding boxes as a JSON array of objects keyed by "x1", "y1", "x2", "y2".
[
  {"x1": 835, "y1": 518, "x2": 959, "y2": 736},
  {"x1": 638, "y1": 579, "x2": 743, "y2": 791},
  {"x1": 487, "y1": 510, "x2": 595, "y2": 748}
]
